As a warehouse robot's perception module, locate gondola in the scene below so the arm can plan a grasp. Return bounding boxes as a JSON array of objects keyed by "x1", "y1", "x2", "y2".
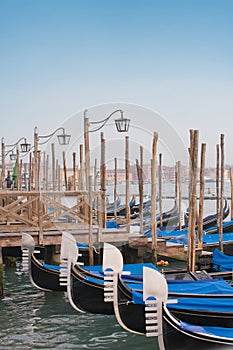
[
  {"x1": 21, "y1": 231, "x2": 158, "y2": 296},
  {"x1": 131, "y1": 200, "x2": 180, "y2": 229},
  {"x1": 184, "y1": 198, "x2": 229, "y2": 230},
  {"x1": 106, "y1": 195, "x2": 136, "y2": 217},
  {"x1": 212, "y1": 248, "x2": 233, "y2": 272},
  {"x1": 106, "y1": 195, "x2": 121, "y2": 211},
  {"x1": 205, "y1": 219, "x2": 233, "y2": 234},
  {"x1": 145, "y1": 267, "x2": 233, "y2": 350},
  {"x1": 167, "y1": 231, "x2": 233, "y2": 254},
  {"x1": 93, "y1": 195, "x2": 121, "y2": 213},
  {"x1": 21, "y1": 232, "x2": 99, "y2": 292},
  {"x1": 59, "y1": 231, "x2": 162, "y2": 314},
  {"x1": 103, "y1": 243, "x2": 233, "y2": 331},
  {"x1": 21, "y1": 232, "x2": 70, "y2": 291},
  {"x1": 22, "y1": 230, "x2": 233, "y2": 295},
  {"x1": 161, "y1": 305, "x2": 233, "y2": 350},
  {"x1": 60, "y1": 233, "x2": 233, "y2": 321},
  {"x1": 155, "y1": 200, "x2": 180, "y2": 228}
]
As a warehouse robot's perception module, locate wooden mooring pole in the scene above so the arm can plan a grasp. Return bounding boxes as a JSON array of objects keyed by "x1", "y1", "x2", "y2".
[
  {"x1": 0, "y1": 248, "x2": 3, "y2": 297},
  {"x1": 230, "y1": 168, "x2": 233, "y2": 220},
  {"x1": 140, "y1": 146, "x2": 144, "y2": 234},
  {"x1": 136, "y1": 146, "x2": 144, "y2": 234},
  {"x1": 125, "y1": 136, "x2": 130, "y2": 229},
  {"x1": 187, "y1": 129, "x2": 199, "y2": 272},
  {"x1": 114, "y1": 157, "x2": 117, "y2": 220},
  {"x1": 51, "y1": 143, "x2": 56, "y2": 191},
  {"x1": 63, "y1": 151, "x2": 68, "y2": 191},
  {"x1": 88, "y1": 175, "x2": 94, "y2": 265},
  {"x1": 216, "y1": 144, "x2": 220, "y2": 220},
  {"x1": 73, "y1": 152, "x2": 77, "y2": 190},
  {"x1": 1, "y1": 138, "x2": 5, "y2": 190},
  {"x1": 176, "y1": 161, "x2": 182, "y2": 230},
  {"x1": 151, "y1": 132, "x2": 158, "y2": 264},
  {"x1": 159, "y1": 153, "x2": 163, "y2": 227},
  {"x1": 219, "y1": 134, "x2": 225, "y2": 252},
  {"x1": 100, "y1": 132, "x2": 106, "y2": 228},
  {"x1": 198, "y1": 143, "x2": 206, "y2": 249}
]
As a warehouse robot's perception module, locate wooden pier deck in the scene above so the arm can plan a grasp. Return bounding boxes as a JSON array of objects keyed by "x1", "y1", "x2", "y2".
[
  {"x1": 0, "y1": 189, "x2": 190, "y2": 261},
  {"x1": 0, "y1": 190, "x2": 143, "y2": 248}
]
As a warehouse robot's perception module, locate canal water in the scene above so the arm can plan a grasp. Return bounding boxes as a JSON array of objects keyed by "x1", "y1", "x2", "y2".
[
  {"x1": 0, "y1": 261, "x2": 158, "y2": 350},
  {"x1": 1, "y1": 180, "x2": 230, "y2": 349}
]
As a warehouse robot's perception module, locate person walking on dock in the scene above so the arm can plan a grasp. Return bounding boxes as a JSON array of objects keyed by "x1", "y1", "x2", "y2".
[{"x1": 5, "y1": 171, "x2": 13, "y2": 189}]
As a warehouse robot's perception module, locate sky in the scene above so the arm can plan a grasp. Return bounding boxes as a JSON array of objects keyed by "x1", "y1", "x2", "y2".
[{"x1": 0, "y1": 0, "x2": 233, "y2": 168}]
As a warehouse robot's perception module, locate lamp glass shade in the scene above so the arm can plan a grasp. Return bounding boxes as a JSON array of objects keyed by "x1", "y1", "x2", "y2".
[
  {"x1": 20, "y1": 142, "x2": 31, "y2": 153},
  {"x1": 57, "y1": 133, "x2": 71, "y2": 145},
  {"x1": 10, "y1": 153, "x2": 17, "y2": 161},
  {"x1": 114, "y1": 118, "x2": 130, "y2": 132}
]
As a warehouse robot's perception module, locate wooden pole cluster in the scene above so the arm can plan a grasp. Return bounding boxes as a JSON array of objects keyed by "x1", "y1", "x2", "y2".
[
  {"x1": 151, "y1": 132, "x2": 158, "y2": 264},
  {"x1": 187, "y1": 129, "x2": 199, "y2": 272}
]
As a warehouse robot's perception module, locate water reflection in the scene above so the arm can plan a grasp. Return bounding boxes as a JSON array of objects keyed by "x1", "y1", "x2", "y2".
[{"x1": 0, "y1": 261, "x2": 157, "y2": 349}]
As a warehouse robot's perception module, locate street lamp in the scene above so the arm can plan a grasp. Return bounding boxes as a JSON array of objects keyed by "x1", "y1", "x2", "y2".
[
  {"x1": 33, "y1": 126, "x2": 71, "y2": 191},
  {"x1": 84, "y1": 108, "x2": 131, "y2": 186},
  {"x1": 83, "y1": 109, "x2": 130, "y2": 234},
  {"x1": 88, "y1": 109, "x2": 130, "y2": 133},
  {"x1": 1, "y1": 136, "x2": 31, "y2": 189},
  {"x1": 2, "y1": 136, "x2": 31, "y2": 158},
  {"x1": 9, "y1": 152, "x2": 17, "y2": 161},
  {"x1": 35, "y1": 126, "x2": 71, "y2": 146}
]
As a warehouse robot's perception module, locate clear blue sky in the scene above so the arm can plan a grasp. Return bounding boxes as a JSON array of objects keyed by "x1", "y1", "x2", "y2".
[{"x1": 0, "y1": 0, "x2": 233, "y2": 167}]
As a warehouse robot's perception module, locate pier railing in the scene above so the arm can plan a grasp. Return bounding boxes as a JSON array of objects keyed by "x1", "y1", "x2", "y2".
[{"x1": 0, "y1": 190, "x2": 94, "y2": 242}]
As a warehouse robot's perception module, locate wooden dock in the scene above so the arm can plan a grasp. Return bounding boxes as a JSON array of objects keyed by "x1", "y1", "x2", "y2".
[{"x1": 0, "y1": 190, "x2": 142, "y2": 247}]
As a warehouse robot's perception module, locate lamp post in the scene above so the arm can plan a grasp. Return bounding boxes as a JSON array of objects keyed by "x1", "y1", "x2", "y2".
[
  {"x1": 33, "y1": 126, "x2": 71, "y2": 191},
  {"x1": 88, "y1": 109, "x2": 130, "y2": 133},
  {"x1": 84, "y1": 108, "x2": 130, "y2": 184},
  {"x1": 1, "y1": 136, "x2": 31, "y2": 189},
  {"x1": 83, "y1": 108, "x2": 130, "y2": 265},
  {"x1": 84, "y1": 108, "x2": 130, "y2": 212}
]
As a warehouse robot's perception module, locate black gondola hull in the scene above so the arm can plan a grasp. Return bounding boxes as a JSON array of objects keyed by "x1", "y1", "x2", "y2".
[
  {"x1": 31, "y1": 256, "x2": 65, "y2": 291},
  {"x1": 70, "y1": 268, "x2": 114, "y2": 315},
  {"x1": 163, "y1": 309, "x2": 233, "y2": 350}
]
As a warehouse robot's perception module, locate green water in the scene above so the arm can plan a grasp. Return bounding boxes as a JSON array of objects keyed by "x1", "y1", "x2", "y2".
[{"x1": 0, "y1": 261, "x2": 158, "y2": 350}]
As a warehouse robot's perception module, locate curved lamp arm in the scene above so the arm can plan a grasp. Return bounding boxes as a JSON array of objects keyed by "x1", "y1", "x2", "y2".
[
  {"x1": 89, "y1": 109, "x2": 130, "y2": 133},
  {"x1": 1, "y1": 136, "x2": 31, "y2": 157},
  {"x1": 35, "y1": 127, "x2": 71, "y2": 145},
  {"x1": 20, "y1": 145, "x2": 35, "y2": 158},
  {"x1": 4, "y1": 136, "x2": 27, "y2": 148}
]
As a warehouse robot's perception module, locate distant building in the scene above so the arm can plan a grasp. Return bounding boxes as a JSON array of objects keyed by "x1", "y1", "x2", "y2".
[{"x1": 106, "y1": 169, "x2": 132, "y2": 183}]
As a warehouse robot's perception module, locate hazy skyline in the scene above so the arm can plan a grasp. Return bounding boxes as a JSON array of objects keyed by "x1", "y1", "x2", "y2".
[{"x1": 1, "y1": 0, "x2": 233, "y2": 167}]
